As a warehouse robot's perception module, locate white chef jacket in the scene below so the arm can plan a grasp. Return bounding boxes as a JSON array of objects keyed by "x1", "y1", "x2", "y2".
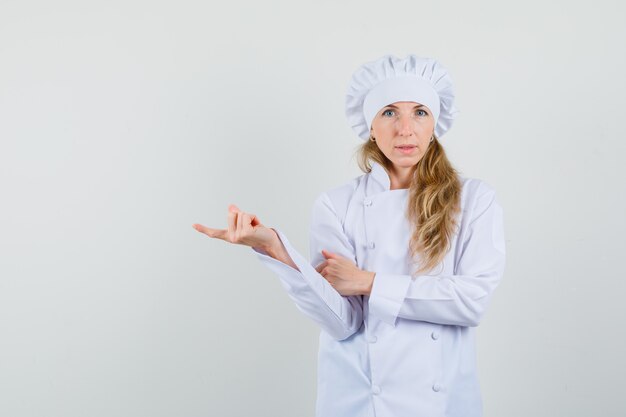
[{"x1": 252, "y1": 160, "x2": 506, "y2": 417}]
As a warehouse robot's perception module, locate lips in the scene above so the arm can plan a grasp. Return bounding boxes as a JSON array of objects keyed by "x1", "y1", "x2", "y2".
[{"x1": 396, "y1": 145, "x2": 417, "y2": 154}]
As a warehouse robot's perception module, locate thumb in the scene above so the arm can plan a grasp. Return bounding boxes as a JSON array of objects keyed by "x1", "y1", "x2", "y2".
[
  {"x1": 228, "y1": 204, "x2": 240, "y2": 213},
  {"x1": 322, "y1": 249, "x2": 338, "y2": 259}
]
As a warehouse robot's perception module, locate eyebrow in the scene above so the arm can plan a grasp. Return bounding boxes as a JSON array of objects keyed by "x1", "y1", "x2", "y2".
[{"x1": 384, "y1": 104, "x2": 425, "y2": 109}]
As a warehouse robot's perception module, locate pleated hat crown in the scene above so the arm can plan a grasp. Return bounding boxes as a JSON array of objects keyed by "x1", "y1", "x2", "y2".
[{"x1": 345, "y1": 54, "x2": 459, "y2": 141}]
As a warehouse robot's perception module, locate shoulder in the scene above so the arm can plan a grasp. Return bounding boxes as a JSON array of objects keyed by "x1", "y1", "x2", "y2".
[
  {"x1": 324, "y1": 177, "x2": 361, "y2": 207},
  {"x1": 459, "y1": 175, "x2": 500, "y2": 213},
  {"x1": 459, "y1": 175, "x2": 498, "y2": 200},
  {"x1": 311, "y1": 176, "x2": 362, "y2": 222},
  {"x1": 458, "y1": 175, "x2": 502, "y2": 223}
]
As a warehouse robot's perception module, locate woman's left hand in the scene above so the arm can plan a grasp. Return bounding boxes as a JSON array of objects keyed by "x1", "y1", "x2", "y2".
[{"x1": 315, "y1": 250, "x2": 375, "y2": 296}]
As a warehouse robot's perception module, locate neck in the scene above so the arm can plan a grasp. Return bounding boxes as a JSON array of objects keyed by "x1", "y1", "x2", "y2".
[{"x1": 388, "y1": 165, "x2": 414, "y2": 190}]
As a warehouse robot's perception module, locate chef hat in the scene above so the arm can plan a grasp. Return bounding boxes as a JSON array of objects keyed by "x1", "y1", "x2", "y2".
[{"x1": 345, "y1": 54, "x2": 459, "y2": 141}]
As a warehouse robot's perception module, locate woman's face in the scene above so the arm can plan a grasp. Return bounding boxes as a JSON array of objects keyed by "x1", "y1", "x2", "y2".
[{"x1": 370, "y1": 101, "x2": 435, "y2": 170}]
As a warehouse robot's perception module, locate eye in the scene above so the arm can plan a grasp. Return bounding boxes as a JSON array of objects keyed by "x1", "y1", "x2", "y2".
[
  {"x1": 416, "y1": 109, "x2": 428, "y2": 116},
  {"x1": 382, "y1": 109, "x2": 395, "y2": 117}
]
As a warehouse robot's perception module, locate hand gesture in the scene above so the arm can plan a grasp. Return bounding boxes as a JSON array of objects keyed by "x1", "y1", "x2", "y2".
[
  {"x1": 192, "y1": 204, "x2": 277, "y2": 251},
  {"x1": 315, "y1": 250, "x2": 375, "y2": 296}
]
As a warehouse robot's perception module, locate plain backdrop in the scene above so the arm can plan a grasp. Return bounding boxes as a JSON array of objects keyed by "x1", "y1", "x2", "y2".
[{"x1": 1, "y1": 0, "x2": 625, "y2": 416}]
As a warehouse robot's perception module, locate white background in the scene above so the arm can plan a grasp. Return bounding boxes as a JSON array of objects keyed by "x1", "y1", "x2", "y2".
[{"x1": 1, "y1": 0, "x2": 625, "y2": 416}]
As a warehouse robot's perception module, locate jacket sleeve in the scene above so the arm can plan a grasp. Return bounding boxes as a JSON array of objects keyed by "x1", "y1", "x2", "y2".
[
  {"x1": 251, "y1": 192, "x2": 364, "y2": 340},
  {"x1": 368, "y1": 185, "x2": 506, "y2": 328}
]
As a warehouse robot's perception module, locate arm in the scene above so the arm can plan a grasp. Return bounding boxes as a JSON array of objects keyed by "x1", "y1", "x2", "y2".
[
  {"x1": 252, "y1": 192, "x2": 364, "y2": 340},
  {"x1": 368, "y1": 186, "x2": 506, "y2": 327},
  {"x1": 261, "y1": 232, "x2": 300, "y2": 272}
]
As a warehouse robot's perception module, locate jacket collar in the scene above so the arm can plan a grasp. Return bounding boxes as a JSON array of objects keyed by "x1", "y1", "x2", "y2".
[{"x1": 368, "y1": 160, "x2": 391, "y2": 194}]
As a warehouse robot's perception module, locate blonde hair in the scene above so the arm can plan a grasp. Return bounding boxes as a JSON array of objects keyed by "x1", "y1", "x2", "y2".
[{"x1": 354, "y1": 135, "x2": 462, "y2": 275}]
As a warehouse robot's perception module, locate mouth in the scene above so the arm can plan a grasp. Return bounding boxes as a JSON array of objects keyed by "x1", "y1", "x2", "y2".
[{"x1": 396, "y1": 145, "x2": 416, "y2": 154}]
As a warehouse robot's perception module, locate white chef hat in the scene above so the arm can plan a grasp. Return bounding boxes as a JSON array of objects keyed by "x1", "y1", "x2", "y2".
[{"x1": 345, "y1": 54, "x2": 459, "y2": 141}]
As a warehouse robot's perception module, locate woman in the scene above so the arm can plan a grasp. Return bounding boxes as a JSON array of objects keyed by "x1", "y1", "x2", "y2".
[{"x1": 193, "y1": 54, "x2": 506, "y2": 417}]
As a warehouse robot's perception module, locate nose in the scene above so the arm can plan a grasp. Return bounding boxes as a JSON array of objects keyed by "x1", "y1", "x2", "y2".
[{"x1": 396, "y1": 114, "x2": 414, "y2": 136}]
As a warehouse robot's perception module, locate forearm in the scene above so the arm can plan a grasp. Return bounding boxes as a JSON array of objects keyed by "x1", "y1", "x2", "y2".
[
  {"x1": 368, "y1": 265, "x2": 504, "y2": 327},
  {"x1": 258, "y1": 228, "x2": 300, "y2": 272},
  {"x1": 360, "y1": 271, "x2": 375, "y2": 296},
  {"x1": 252, "y1": 227, "x2": 364, "y2": 340}
]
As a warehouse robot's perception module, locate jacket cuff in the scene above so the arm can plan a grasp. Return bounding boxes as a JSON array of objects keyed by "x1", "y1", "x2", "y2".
[
  {"x1": 368, "y1": 273, "x2": 412, "y2": 326},
  {"x1": 252, "y1": 245, "x2": 303, "y2": 291},
  {"x1": 251, "y1": 228, "x2": 346, "y2": 321}
]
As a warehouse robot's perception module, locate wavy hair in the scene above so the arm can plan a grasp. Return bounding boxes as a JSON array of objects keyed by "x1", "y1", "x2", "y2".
[{"x1": 354, "y1": 134, "x2": 462, "y2": 275}]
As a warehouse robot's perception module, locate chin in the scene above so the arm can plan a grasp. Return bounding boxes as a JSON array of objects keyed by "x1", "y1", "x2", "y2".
[
  {"x1": 389, "y1": 160, "x2": 418, "y2": 169},
  {"x1": 392, "y1": 155, "x2": 421, "y2": 164}
]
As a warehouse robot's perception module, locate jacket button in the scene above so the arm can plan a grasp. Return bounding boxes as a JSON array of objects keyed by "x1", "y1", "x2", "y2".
[
  {"x1": 364, "y1": 199, "x2": 372, "y2": 206},
  {"x1": 431, "y1": 331, "x2": 440, "y2": 340},
  {"x1": 432, "y1": 383, "x2": 442, "y2": 392},
  {"x1": 369, "y1": 335, "x2": 377, "y2": 343},
  {"x1": 368, "y1": 242, "x2": 375, "y2": 249},
  {"x1": 372, "y1": 385, "x2": 381, "y2": 395}
]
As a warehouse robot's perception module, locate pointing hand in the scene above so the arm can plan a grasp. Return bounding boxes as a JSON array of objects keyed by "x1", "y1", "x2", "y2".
[{"x1": 315, "y1": 250, "x2": 375, "y2": 296}]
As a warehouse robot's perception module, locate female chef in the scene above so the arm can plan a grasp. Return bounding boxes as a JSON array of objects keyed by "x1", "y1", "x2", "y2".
[{"x1": 193, "y1": 54, "x2": 506, "y2": 417}]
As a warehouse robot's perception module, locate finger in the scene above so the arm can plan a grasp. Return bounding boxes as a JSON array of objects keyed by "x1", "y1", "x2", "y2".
[
  {"x1": 322, "y1": 249, "x2": 340, "y2": 260},
  {"x1": 227, "y1": 210, "x2": 237, "y2": 242},
  {"x1": 241, "y1": 212, "x2": 252, "y2": 232},
  {"x1": 322, "y1": 250, "x2": 343, "y2": 260},
  {"x1": 236, "y1": 211, "x2": 244, "y2": 236},
  {"x1": 192, "y1": 224, "x2": 228, "y2": 240}
]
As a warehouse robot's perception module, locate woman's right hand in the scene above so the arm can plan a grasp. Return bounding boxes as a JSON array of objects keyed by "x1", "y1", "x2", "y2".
[{"x1": 192, "y1": 204, "x2": 278, "y2": 251}]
